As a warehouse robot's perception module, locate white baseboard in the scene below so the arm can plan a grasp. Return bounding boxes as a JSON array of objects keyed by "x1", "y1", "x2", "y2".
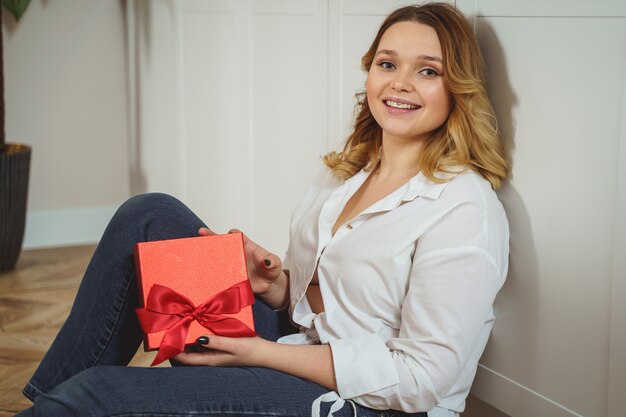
[
  {"x1": 23, "y1": 205, "x2": 119, "y2": 249},
  {"x1": 471, "y1": 365, "x2": 584, "y2": 417}
]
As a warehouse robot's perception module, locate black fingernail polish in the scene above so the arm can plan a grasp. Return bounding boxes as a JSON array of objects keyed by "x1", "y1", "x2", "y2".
[
  {"x1": 196, "y1": 336, "x2": 209, "y2": 345},
  {"x1": 264, "y1": 259, "x2": 271, "y2": 267}
]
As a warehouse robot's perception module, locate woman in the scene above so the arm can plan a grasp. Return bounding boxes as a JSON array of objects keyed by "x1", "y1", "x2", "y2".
[{"x1": 17, "y1": 3, "x2": 508, "y2": 417}]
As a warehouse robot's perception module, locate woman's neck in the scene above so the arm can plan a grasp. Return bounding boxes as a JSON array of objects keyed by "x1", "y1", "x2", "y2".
[{"x1": 375, "y1": 135, "x2": 426, "y2": 182}]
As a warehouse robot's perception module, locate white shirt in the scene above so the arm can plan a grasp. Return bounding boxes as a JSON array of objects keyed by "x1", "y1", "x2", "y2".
[{"x1": 278, "y1": 167, "x2": 509, "y2": 417}]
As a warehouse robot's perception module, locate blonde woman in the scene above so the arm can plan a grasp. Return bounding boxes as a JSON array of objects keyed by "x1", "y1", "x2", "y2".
[{"x1": 18, "y1": 3, "x2": 508, "y2": 417}]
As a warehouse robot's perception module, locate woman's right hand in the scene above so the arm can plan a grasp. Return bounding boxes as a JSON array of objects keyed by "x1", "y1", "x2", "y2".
[{"x1": 198, "y1": 227, "x2": 288, "y2": 306}]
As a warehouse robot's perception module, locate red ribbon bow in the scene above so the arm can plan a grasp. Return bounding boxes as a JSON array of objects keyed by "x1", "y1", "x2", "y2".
[{"x1": 136, "y1": 281, "x2": 256, "y2": 366}]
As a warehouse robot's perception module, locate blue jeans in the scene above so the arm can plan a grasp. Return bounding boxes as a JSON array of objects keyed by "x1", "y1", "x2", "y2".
[{"x1": 17, "y1": 193, "x2": 427, "y2": 417}]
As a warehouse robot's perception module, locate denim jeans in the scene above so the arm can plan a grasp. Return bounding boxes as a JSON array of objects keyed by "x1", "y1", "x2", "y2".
[{"x1": 17, "y1": 193, "x2": 427, "y2": 417}]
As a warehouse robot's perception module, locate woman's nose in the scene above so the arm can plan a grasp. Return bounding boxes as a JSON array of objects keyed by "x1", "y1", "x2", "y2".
[{"x1": 390, "y1": 73, "x2": 412, "y2": 92}]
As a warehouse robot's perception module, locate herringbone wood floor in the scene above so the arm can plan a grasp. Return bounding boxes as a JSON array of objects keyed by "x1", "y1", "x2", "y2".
[
  {"x1": 0, "y1": 245, "x2": 163, "y2": 416},
  {"x1": 0, "y1": 245, "x2": 504, "y2": 417}
]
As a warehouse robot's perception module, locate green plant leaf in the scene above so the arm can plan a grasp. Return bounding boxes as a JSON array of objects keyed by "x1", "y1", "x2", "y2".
[{"x1": 2, "y1": 0, "x2": 31, "y2": 21}]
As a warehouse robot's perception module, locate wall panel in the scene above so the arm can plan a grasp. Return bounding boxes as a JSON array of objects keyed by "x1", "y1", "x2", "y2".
[
  {"x1": 131, "y1": 0, "x2": 182, "y2": 198},
  {"x1": 248, "y1": 2, "x2": 328, "y2": 253},
  {"x1": 178, "y1": 1, "x2": 249, "y2": 234},
  {"x1": 457, "y1": 1, "x2": 626, "y2": 416}
]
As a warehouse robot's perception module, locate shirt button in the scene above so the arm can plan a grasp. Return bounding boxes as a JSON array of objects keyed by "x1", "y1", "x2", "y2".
[{"x1": 346, "y1": 224, "x2": 353, "y2": 230}]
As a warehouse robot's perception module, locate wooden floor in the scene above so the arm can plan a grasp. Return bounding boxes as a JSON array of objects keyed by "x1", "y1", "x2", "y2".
[
  {"x1": 0, "y1": 245, "x2": 506, "y2": 417},
  {"x1": 0, "y1": 245, "x2": 161, "y2": 416}
]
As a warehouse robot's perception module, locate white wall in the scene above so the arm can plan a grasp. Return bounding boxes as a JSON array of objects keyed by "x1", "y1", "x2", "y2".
[
  {"x1": 455, "y1": 1, "x2": 626, "y2": 416},
  {"x1": 3, "y1": 0, "x2": 131, "y2": 248}
]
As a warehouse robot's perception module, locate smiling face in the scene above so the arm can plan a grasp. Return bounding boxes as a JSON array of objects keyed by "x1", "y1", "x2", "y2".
[{"x1": 366, "y1": 21, "x2": 452, "y2": 145}]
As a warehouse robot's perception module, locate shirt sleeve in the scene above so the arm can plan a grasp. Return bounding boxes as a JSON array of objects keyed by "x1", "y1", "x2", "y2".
[{"x1": 329, "y1": 197, "x2": 508, "y2": 412}]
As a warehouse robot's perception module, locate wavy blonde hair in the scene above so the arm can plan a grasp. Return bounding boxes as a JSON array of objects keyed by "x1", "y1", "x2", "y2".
[{"x1": 322, "y1": 3, "x2": 508, "y2": 189}]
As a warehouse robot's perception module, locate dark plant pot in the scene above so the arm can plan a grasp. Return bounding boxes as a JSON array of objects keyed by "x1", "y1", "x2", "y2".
[{"x1": 0, "y1": 143, "x2": 31, "y2": 272}]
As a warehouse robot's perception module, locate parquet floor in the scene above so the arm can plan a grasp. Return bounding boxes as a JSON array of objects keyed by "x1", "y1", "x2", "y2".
[{"x1": 0, "y1": 245, "x2": 163, "y2": 416}]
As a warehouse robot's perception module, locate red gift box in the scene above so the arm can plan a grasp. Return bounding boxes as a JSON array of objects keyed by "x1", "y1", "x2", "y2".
[{"x1": 134, "y1": 233, "x2": 256, "y2": 365}]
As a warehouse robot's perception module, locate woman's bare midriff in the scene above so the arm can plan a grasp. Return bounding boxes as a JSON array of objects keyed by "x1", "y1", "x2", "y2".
[{"x1": 306, "y1": 269, "x2": 325, "y2": 314}]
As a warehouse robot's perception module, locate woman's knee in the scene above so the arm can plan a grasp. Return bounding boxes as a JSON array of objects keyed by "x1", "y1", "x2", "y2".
[
  {"x1": 29, "y1": 367, "x2": 119, "y2": 417},
  {"x1": 105, "y1": 192, "x2": 205, "y2": 244},
  {"x1": 110, "y1": 193, "x2": 199, "y2": 230},
  {"x1": 118, "y1": 193, "x2": 185, "y2": 218}
]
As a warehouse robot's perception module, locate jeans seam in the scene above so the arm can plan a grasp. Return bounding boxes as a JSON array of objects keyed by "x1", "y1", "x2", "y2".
[
  {"x1": 22, "y1": 382, "x2": 41, "y2": 401},
  {"x1": 88, "y1": 268, "x2": 135, "y2": 368}
]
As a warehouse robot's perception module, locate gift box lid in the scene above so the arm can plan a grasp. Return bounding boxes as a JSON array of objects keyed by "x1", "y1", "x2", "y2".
[{"x1": 134, "y1": 233, "x2": 255, "y2": 351}]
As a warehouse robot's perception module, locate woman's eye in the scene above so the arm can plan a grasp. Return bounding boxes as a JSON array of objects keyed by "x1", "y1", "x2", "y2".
[
  {"x1": 378, "y1": 61, "x2": 396, "y2": 70},
  {"x1": 419, "y1": 68, "x2": 439, "y2": 77}
]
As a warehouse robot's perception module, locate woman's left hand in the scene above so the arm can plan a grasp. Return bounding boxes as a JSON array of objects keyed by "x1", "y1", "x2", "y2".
[
  {"x1": 174, "y1": 335, "x2": 338, "y2": 391},
  {"x1": 173, "y1": 336, "x2": 271, "y2": 367}
]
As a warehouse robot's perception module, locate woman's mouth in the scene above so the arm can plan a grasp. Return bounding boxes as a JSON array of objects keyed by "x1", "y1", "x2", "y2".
[
  {"x1": 384, "y1": 99, "x2": 420, "y2": 109},
  {"x1": 383, "y1": 99, "x2": 421, "y2": 114}
]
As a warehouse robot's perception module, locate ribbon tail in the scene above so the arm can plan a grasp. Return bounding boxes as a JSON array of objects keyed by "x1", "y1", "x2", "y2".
[
  {"x1": 151, "y1": 343, "x2": 181, "y2": 366},
  {"x1": 150, "y1": 317, "x2": 193, "y2": 366}
]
